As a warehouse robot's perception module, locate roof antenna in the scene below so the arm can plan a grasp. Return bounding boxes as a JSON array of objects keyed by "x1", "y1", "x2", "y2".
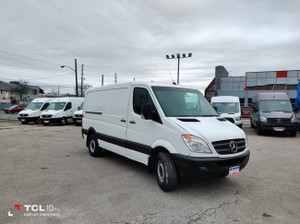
[{"x1": 169, "y1": 70, "x2": 176, "y2": 85}]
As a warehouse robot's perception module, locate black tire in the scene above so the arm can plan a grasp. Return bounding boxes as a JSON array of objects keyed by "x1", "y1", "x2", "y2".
[
  {"x1": 155, "y1": 152, "x2": 178, "y2": 192},
  {"x1": 21, "y1": 121, "x2": 28, "y2": 125},
  {"x1": 256, "y1": 123, "x2": 263, "y2": 135},
  {"x1": 61, "y1": 118, "x2": 67, "y2": 125},
  {"x1": 35, "y1": 118, "x2": 41, "y2": 124},
  {"x1": 88, "y1": 134, "x2": 103, "y2": 157},
  {"x1": 250, "y1": 119, "x2": 254, "y2": 128},
  {"x1": 43, "y1": 123, "x2": 50, "y2": 126},
  {"x1": 289, "y1": 130, "x2": 297, "y2": 137}
]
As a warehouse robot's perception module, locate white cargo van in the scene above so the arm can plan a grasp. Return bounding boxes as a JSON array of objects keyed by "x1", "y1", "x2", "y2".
[
  {"x1": 73, "y1": 102, "x2": 84, "y2": 125},
  {"x1": 18, "y1": 98, "x2": 53, "y2": 124},
  {"x1": 40, "y1": 97, "x2": 84, "y2": 125},
  {"x1": 211, "y1": 96, "x2": 243, "y2": 128},
  {"x1": 82, "y1": 83, "x2": 250, "y2": 191}
]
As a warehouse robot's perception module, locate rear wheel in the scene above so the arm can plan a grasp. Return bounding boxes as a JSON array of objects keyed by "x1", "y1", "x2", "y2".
[
  {"x1": 88, "y1": 134, "x2": 103, "y2": 157},
  {"x1": 155, "y1": 152, "x2": 178, "y2": 192}
]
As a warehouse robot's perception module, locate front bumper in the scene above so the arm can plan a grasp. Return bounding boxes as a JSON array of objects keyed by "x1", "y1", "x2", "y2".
[
  {"x1": 259, "y1": 123, "x2": 297, "y2": 132},
  {"x1": 172, "y1": 150, "x2": 250, "y2": 176},
  {"x1": 18, "y1": 116, "x2": 39, "y2": 123},
  {"x1": 41, "y1": 118, "x2": 62, "y2": 124},
  {"x1": 73, "y1": 118, "x2": 82, "y2": 124}
]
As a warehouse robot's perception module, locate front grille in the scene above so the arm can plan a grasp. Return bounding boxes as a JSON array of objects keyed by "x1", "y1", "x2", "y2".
[
  {"x1": 42, "y1": 115, "x2": 52, "y2": 118},
  {"x1": 267, "y1": 118, "x2": 290, "y2": 124},
  {"x1": 224, "y1": 117, "x2": 234, "y2": 123},
  {"x1": 20, "y1": 114, "x2": 28, "y2": 117},
  {"x1": 75, "y1": 114, "x2": 83, "y2": 118},
  {"x1": 212, "y1": 138, "x2": 246, "y2": 155}
]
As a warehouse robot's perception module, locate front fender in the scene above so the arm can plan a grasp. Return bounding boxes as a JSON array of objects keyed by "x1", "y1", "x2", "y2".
[{"x1": 151, "y1": 139, "x2": 177, "y2": 154}]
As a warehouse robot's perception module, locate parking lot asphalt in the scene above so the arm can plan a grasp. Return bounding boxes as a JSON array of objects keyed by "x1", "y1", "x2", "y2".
[{"x1": 0, "y1": 119, "x2": 299, "y2": 224}]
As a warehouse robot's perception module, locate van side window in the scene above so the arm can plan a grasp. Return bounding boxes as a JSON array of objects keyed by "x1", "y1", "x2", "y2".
[
  {"x1": 41, "y1": 103, "x2": 49, "y2": 111},
  {"x1": 65, "y1": 102, "x2": 72, "y2": 110},
  {"x1": 133, "y1": 88, "x2": 154, "y2": 115}
]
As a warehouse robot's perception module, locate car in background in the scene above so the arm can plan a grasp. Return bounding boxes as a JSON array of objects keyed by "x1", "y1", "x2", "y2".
[
  {"x1": 241, "y1": 106, "x2": 251, "y2": 118},
  {"x1": 3, "y1": 105, "x2": 26, "y2": 113}
]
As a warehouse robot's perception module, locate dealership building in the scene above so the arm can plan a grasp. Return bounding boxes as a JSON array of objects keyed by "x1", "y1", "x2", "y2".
[{"x1": 205, "y1": 66, "x2": 300, "y2": 106}]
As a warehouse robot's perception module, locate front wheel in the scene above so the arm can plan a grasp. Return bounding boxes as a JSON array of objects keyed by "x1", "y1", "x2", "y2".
[
  {"x1": 61, "y1": 118, "x2": 67, "y2": 125},
  {"x1": 257, "y1": 123, "x2": 263, "y2": 135},
  {"x1": 289, "y1": 130, "x2": 297, "y2": 137},
  {"x1": 155, "y1": 152, "x2": 178, "y2": 192},
  {"x1": 88, "y1": 134, "x2": 103, "y2": 157}
]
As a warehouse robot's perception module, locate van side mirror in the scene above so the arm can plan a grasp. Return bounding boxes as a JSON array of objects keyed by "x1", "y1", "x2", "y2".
[{"x1": 141, "y1": 104, "x2": 153, "y2": 120}]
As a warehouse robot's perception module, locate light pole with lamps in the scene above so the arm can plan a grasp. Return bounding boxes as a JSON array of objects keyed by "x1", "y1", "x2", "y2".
[
  {"x1": 61, "y1": 59, "x2": 78, "y2": 97},
  {"x1": 166, "y1": 53, "x2": 192, "y2": 85}
]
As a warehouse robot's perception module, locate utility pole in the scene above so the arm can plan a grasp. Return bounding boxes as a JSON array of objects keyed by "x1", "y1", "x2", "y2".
[
  {"x1": 58, "y1": 86, "x2": 60, "y2": 96},
  {"x1": 114, "y1": 73, "x2": 117, "y2": 84},
  {"x1": 81, "y1": 64, "x2": 84, "y2": 97},
  {"x1": 101, "y1": 74, "x2": 104, "y2": 86},
  {"x1": 74, "y1": 59, "x2": 78, "y2": 97}
]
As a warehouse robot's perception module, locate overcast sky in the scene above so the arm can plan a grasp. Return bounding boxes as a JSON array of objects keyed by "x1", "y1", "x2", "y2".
[{"x1": 1, "y1": 0, "x2": 300, "y2": 94}]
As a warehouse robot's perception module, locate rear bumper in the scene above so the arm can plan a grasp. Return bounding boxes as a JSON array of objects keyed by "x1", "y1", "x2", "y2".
[{"x1": 172, "y1": 150, "x2": 250, "y2": 176}]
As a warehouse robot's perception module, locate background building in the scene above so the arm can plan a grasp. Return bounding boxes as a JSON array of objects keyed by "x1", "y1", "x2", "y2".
[{"x1": 205, "y1": 66, "x2": 299, "y2": 106}]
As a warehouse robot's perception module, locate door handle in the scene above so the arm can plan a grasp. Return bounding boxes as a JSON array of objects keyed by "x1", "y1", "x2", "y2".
[
  {"x1": 129, "y1": 120, "x2": 136, "y2": 124},
  {"x1": 121, "y1": 119, "x2": 126, "y2": 122}
]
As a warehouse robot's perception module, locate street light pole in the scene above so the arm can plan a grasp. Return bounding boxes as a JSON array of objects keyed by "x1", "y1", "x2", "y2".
[
  {"x1": 61, "y1": 59, "x2": 79, "y2": 97},
  {"x1": 166, "y1": 53, "x2": 192, "y2": 85}
]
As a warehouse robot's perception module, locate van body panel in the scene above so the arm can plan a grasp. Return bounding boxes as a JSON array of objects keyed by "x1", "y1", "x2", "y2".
[
  {"x1": 211, "y1": 96, "x2": 242, "y2": 128},
  {"x1": 82, "y1": 82, "x2": 250, "y2": 187},
  {"x1": 18, "y1": 98, "x2": 53, "y2": 123},
  {"x1": 250, "y1": 92, "x2": 297, "y2": 135},
  {"x1": 40, "y1": 97, "x2": 84, "y2": 124}
]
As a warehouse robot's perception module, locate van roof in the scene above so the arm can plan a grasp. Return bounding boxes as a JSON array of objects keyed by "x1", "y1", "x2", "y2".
[
  {"x1": 211, "y1": 96, "x2": 240, "y2": 102},
  {"x1": 50, "y1": 97, "x2": 84, "y2": 102},
  {"x1": 87, "y1": 82, "x2": 200, "y2": 92},
  {"x1": 257, "y1": 92, "x2": 290, "y2": 100}
]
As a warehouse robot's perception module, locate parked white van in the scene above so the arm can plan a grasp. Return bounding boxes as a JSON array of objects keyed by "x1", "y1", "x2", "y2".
[
  {"x1": 73, "y1": 102, "x2": 84, "y2": 125},
  {"x1": 40, "y1": 97, "x2": 84, "y2": 125},
  {"x1": 82, "y1": 83, "x2": 250, "y2": 191},
  {"x1": 18, "y1": 98, "x2": 53, "y2": 124},
  {"x1": 211, "y1": 96, "x2": 243, "y2": 128}
]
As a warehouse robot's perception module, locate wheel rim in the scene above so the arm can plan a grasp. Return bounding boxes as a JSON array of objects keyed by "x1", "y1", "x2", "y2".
[
  {"x1": 157, "y1": 160, "x2": 165, "y2": 183},
  {"x1": 62, "y1": 119, "x2": 66, "y2": 125},
  {"x1": 90, "y1": 140, "x2": 95, "y2": 153}
]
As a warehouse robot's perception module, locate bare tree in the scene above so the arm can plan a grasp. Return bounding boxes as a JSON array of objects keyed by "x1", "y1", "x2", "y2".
[
  {"x1": 10, "y1": 80, "x2": 30, "y2": 100},
  {"x1": 78, "y1": 84, "x2": 92, "y2": 97}
]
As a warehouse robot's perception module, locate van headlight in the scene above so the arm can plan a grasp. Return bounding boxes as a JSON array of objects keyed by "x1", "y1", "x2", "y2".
[
  {"x1": 182, "y1": 135, "x2": 212, "y2": 153},
  {"x1": 259, "y1": 115, "x2": 267, "y2": 123},
  {"x1": 235, "y1": 116, "x2": 241, "y2": 121},
  {"x1": 291, "y1": 115, "x2": 296, "y2": 123}
]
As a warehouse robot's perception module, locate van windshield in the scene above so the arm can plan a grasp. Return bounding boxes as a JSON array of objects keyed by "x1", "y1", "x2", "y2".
[
  {"x1": 259, "y1": 100, "x2": 292, "y2": 112},
  {"x1": 47, "y1": 102, "x2": 66, "y2": 111},
  {"x1": 152, "y1": 87, "x2": 218, "y2": 117},
  {"x1": 26, "y1": 102, "x2": 43, "y2": 111},
  {"x1": 211, "y1": 102, "x2": 239, "y2": 113},
  {"x1": 78, "y1": 103, "x2": 83, "y2": 110}
]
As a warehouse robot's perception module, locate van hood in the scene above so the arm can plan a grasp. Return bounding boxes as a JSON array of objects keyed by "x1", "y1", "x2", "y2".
[
  {"x1": 169, "y1": 117, "x2": 245, "y2": 143},
  {"x1": 261, "y1": 111, "x2": 293, "y2": 119}
]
